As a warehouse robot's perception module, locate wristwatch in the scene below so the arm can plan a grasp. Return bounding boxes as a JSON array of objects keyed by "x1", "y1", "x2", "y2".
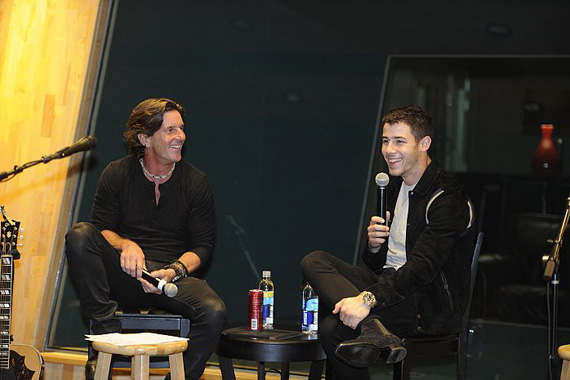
[{"x1": 360, "y1": 291, "x2": 377, "y2": 308}]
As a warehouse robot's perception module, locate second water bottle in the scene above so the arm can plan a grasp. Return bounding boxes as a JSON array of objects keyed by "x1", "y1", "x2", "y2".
[
  {"x1": 302, "y1": 283, "x2": 318, "y2": 334},
  {"x1": 259, "y1": 270, "x2": 274, "y2": 329}
]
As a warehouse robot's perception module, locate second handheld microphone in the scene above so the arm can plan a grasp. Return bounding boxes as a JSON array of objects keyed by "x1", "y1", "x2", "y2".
[{"x1": 375, "y1": 172, "x2": 390, "y2": 225}]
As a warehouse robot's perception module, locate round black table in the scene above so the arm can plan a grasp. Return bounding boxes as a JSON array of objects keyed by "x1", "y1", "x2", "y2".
[{"x1": 215, "y1": 326, "x2": 326, "y2": 380}]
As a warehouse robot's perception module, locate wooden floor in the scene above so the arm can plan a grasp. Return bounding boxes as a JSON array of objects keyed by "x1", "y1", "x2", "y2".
[{"x1": 42, "y1": 352, "x2": 310, "y2": 380}]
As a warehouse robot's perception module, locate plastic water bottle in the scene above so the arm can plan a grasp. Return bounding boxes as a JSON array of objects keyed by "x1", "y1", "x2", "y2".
[
  {"x1": 259, "y1": 270, "x2": 274, "y2": 329},
  {"x1": 302, "y1": 283, "x2": 318, "y2": 334}
]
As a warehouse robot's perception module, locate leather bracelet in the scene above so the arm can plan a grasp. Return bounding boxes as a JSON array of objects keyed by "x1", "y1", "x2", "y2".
[
  {"x1": 173, "y1": 259, "x2": 188, "y2": 277},
  {"x1": 165, "y1": 261, "x2": 186, "y2": 282}
]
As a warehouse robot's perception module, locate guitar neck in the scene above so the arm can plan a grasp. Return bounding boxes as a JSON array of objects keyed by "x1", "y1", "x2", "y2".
[
  {"x1": 0, "y1": 211, "x2": 42, "y2": 379},
  {"x1": 0, "y1": 212, "x2": 17, "y2": 372},
  {"x1": 0, "y1": 254, "x2": 12, "y2": 370}
]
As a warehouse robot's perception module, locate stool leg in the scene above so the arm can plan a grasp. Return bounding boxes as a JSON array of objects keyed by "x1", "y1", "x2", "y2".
[
  {"x1": 325, "y1": 360, "x2": 336, "y2": 380},
  {"x1": 218, "y1": 356, "x2": 236, "y2": 380},
  {"x1": 94, "y1": 352, "x2": 112, "y2": 380},
  {"x1": 257, "y1": 361, "x2": 266, "y2": 380},
  {"x1": 308, "y1": 359, "x2": 325, "y2": 380},
  {"x1": 132, "y1": 354, "x2": 150, "y2": 380},
  {"x1": 280, "y1": 362, "x2": 290, "y2": 380},
  {"x1": 562, "y1": 360, "x2": 570, "y2": 380},
  {"x1": 169, "y1": 352, "x2": 185, "y2": 380},
  {"x1": 392, "y1": 359, "x2": 411, "y2": 380}
]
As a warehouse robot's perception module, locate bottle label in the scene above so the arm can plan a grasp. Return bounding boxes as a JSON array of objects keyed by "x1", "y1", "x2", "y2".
[
  {"x1": 251, "y1": 318, "x2": 259, "y2": 331},
  {"x1": 262, "y1": 290, "x2": 274, "y2": 326},
  {"x1": 303, "y1": 310, "x2": 314, "y2": 325},
  {"x1": 302, "y1": 297, "x2": 319, "y2": 333},
  {"x1": 305, "y1": 298, "x2": 318, "y2": 311}
]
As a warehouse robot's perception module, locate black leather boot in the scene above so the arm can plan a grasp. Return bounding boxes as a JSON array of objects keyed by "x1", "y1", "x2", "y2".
[
  {"x1": 86, "y1": 318, "x2": 121, "y2": 380},
  {"x1": 335, "y1": 318, "x2": 407, "y2": 368}
]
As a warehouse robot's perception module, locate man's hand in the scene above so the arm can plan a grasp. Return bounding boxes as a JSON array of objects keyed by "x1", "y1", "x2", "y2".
[
  {"x1": 333, "y1": 295, "x2": 371, "y2": 329},
  {"x1": 101, "y1": 230, "x2": 147, "y2": 279},
  {"x1": 138, "y1": 268, "x2": 176, "y2": 294},
  {"x1": 119, "y1": 239, "x2": 146, "y2": 279},
  {"x1": 367, "y1": 211, "x2": 391, "y2": 253}
]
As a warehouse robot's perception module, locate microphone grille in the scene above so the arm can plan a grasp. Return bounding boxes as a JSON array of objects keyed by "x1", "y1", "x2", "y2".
[
  {"x1": 375, "y1": 172, "x2": 389, "y2": 187},
  {"x1": 163, "y1": 283, "x2": 179, "y2": 297}
]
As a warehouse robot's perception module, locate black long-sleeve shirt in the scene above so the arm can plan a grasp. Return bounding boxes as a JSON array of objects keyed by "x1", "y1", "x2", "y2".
[{"x1": 91, "y1": 155, "x2": 216, "y2": 271}]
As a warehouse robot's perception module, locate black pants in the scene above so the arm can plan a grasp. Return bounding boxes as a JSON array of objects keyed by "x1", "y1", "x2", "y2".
[
  {"x1": 65, "y1": 222, "x2": 226, "y2": 380},
  {"x1": 301, "y1": 251, "x2": 416, "y2": 380}
]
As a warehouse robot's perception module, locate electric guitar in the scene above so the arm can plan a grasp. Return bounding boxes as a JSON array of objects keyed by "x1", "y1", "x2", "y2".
[{"x1": 0, "y1": 207, "x2": 44, "y2": 380}]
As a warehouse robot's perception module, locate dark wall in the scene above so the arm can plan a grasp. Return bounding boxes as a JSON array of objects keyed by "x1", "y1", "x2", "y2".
[
  {"x1": 279, "y1": 0, "x2": 570, "y2": 55},
  {"x1": 76, "y1": 0, "x2": 385, "y2": 329}
]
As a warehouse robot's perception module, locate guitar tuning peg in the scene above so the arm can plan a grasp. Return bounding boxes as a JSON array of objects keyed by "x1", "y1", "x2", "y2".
[
  {"x1": 19, "y1": 227, "x2": 24, "y2": 233},
  {"x1": 17, "y1": 243, "x2": 23, "y2": 247},
  {"x1": 18, "y1": 234, "x2": 24, "y2": 240}
]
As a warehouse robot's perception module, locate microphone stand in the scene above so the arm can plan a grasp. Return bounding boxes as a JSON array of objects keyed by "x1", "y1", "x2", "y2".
[
  {"x1": 544, "y1": 197, "x2": 570, "y2": 380},
  {"x1": 0, "y1": 152, "x2": 74, "y2": 182}
]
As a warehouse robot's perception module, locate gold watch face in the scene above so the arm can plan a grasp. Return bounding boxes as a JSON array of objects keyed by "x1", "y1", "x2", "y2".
[
  {"x1": 362, "y1": 292, "x2": 374, "y2": 307},
  {"x1": 362, "y1": 291, "x2": 376, "y2": 307}
]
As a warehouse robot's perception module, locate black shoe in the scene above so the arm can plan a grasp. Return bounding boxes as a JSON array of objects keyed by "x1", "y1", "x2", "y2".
[
  {"x1": 335, "y1": 319, "x2": 407, "y2": 368},
  {"x1": 85, "y1": 352, "x2": 113, "y2": 380}
]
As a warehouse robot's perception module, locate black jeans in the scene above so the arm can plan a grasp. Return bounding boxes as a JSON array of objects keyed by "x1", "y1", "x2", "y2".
[
  {"x1": 65, "y1": 222, "x2": 226, "y2": 380},
  {"x1": 301, "y1": 251, "x2": 416, "y2": 380}
]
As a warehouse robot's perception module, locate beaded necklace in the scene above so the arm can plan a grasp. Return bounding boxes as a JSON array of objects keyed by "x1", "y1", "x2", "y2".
[{"x1": 139, "y1": 158, "x2": 175, "y2": 180}]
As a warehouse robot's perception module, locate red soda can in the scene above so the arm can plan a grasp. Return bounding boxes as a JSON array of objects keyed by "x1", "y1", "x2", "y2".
[{"x1": 249, "y1": 289, "x2": 263, "y2": 331}]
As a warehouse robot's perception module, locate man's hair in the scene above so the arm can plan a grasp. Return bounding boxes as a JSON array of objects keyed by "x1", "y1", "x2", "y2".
[
  {"x1": 124, "y1": 98, "x2": 185, "y2": 157},
  {"x1": 381, "y1": 105, "x2": 435, "y2": 142}
]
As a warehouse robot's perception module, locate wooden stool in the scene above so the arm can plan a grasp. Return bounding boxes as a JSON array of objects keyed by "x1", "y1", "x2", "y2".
[
  {"x1": 92, "y1": 340, "x2": 188, "y2": 380},
  {"x1": 559, "y1": 345, "x2": 570, "y2": 380},
  {"x1": 88, "y1": 310, "x2": 191, "y2": 369}
]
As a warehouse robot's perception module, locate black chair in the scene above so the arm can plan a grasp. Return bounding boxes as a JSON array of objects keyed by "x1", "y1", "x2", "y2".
[
  {"x1": 477, "y1": 212, "x2": 570, "y2": 326},
  {"x1": 88, "y1": 308, "x2": 191, "y2": 368},
  {"x1": 392, "y1": 232, "x2": 484, "y2": 380}
]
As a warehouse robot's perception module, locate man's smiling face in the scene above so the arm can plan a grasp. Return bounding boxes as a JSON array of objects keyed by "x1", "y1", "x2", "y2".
[
  {"x1": 144, "y1": 110, "x2": 186, "y2": 166},
  {"x1": 381, "y1": 121, "x2": 430, "y2": 185}
]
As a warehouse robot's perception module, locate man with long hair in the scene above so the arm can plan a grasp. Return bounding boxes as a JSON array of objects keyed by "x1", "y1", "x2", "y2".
[{"x1": 66, "y1": 98, "x2": 226, "y2": 380}]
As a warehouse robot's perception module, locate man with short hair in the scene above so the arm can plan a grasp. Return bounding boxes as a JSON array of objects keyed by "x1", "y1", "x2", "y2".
[
  {"x1": 66, "y1": 98, "x2": 226, "y2": 380},
  {"x1": 302, "y1": 105, "x2": 474, "y2": 379}
]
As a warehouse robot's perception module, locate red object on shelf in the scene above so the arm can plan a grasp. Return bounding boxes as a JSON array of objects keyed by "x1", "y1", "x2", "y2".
[{"x1": 532, "y1": 123, "x2": 560, "y2": 177}]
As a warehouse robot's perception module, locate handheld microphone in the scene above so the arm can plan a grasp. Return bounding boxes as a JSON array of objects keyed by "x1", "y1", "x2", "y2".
[
  {"x1": 142, "y1": 269, "x2": 178, "y2": 297},
  {"x1": 375, "y1": 172, "x2": 389, "y2": 225},
  {"x1": 42, "y1": 135, "x2": 98, "y2": 162}
]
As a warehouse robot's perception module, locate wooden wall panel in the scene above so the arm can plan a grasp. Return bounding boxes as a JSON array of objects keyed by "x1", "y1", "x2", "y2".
[{"x1": 0, "y1": 0, "x2": 108, "y2": 349}]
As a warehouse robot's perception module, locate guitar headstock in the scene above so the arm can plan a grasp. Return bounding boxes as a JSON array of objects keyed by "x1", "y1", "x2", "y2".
[{"x1": 0, "y1": 206, "x2": 21, "y2": 259}]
